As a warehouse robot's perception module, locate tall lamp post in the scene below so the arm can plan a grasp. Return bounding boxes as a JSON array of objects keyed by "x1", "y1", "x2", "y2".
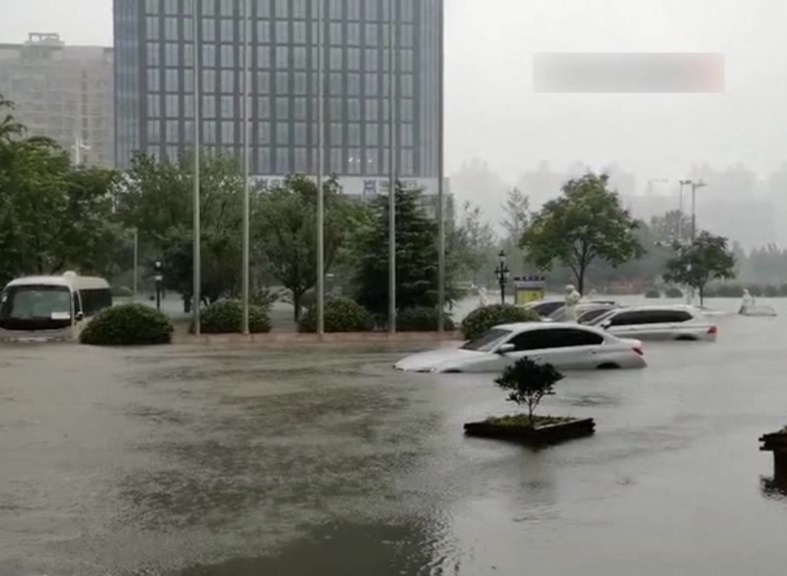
[
  {"x1": 154, "y1": 261, "x2": 164, "y2": 312},
  {"x1": 494, "y1": 250, "x2": 510, "y2": 304}
]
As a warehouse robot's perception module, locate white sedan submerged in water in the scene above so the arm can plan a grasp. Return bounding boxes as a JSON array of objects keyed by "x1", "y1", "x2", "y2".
[{"x1": 394, "y1": 322, "x2": 647, "y2": 373}]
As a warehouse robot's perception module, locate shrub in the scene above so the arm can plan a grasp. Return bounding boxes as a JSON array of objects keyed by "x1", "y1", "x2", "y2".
[
  {"x1": 495, "y1": 357, "x2": 564, "y2": 425},
  {"x1": 644, "y1": 288, "x2": 661, "y2": 299},
  {"x1": 195, "y1": 299, "x2": 272, "y2": 334},
  {"x1": 461, "y1": 304, "x2": 540, "y2": 341},
  {"x1": 298, "y1": 297, "x2": 374, "y2": 333},
  {"x1": 397, "y1": 307, "x2": 455, "y2": 332},
  {"x1": 80, "y1": 303, "x2": 173, "y2": 346},
  {"x1": 664, "y1": 287, "x2": 684, "y2": 299}
]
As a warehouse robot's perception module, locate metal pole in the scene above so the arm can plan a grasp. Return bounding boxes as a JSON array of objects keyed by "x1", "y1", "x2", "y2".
[
  {"x1": 691, "y1": 183, "x2": 697, "y2": 243},
  {"x1": 241, "y1": 0, "x2": 250, "y2": 334},
  {"x1": 677, "y1": 181, "x2": 684, "y2": 243},
  {"x1": 132, "y1": 228, "x2": 138, "y2": 302},
  {"x1": 387, "y1": 0, "x2": 397, "y2": 333},
  {"x1": 192, "y1": 0, "x2": 201, "y2": 334},
  {"x1": 436, "y1": 0, "x2": 445, "y2": 332},
  {"x1": 316, "y1": 0, "x2": 325, "y2": 335}
]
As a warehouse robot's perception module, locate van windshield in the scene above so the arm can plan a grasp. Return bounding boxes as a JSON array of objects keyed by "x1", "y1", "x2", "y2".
[{"x1": 0, "y1": 285, "x2": 73, "y2": 331}]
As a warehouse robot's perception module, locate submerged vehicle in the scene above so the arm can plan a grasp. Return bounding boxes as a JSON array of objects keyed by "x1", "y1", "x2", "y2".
[{"x1": 0, "y1": 272, "x2": 111, "y2": 341}]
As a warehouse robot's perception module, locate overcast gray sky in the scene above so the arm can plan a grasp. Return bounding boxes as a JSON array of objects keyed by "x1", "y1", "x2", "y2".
[{"x1": 2, "y1": 0, "x2": 786, "y2": 183}]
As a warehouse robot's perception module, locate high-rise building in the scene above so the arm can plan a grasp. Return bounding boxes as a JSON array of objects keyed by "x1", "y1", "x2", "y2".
[
  {"x1": 114, "y1": 0, "x2": 442, "y2": 198},
  {"x1": 0, "y1": 33, "x2": 114, "y2": 167}
]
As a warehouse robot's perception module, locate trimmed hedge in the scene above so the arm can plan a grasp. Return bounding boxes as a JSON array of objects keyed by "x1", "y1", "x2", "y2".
[
  {"x1": 664, "y1": 287, "x2": 684, "y2": 299},
  {"x1": 644, "y1": 288, "x2": 661, "y2": 299},
  {"x1": 461, "y1": 304, "x2": 540, "y2": 341},
  {"x1": 80, "y1": 303, "x2": 173, "y2": 346},
  {"x1": 298, "y1": 297, "x2": 374, "y2": 333},
  {"x1": 397, "y1": 307, "x2": 455, "y2": 332},
  {"x1": 194, "y1": 299, "x2": 272, "y2": 334}
]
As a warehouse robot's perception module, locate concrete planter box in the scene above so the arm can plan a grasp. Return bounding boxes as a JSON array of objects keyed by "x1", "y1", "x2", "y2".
[{"x1": 464, "y1": 415, "x2": 595, "y2": 447}]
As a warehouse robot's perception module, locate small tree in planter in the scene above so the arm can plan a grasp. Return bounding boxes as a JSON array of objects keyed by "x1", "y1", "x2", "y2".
[
  {"x1": 494, "y1": 357, "x2": 563, "y2": 426},
  {"x1": 464, "y1": 357, "x2": 596, "y2": 445}
]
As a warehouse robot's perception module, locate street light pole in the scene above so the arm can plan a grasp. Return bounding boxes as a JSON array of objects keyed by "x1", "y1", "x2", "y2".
[
  {"x1": 241, "y1": 0, "x2": 251, "y2": 334},
  {"x1": 316, "y1": 0, "x2": 325, "y2": 335},
  {"x1": 191, "y1": 0, "x2": 202, "y2": 333},
  {"x1": 495, "y1": 250, "x2": 509, "y2": 305},
  {"x1": 132, "y1": 227, "x2": 138, "y2": 302},
  {"x1": 436, "y1": 0, "x2": 445, "y2": 332}
]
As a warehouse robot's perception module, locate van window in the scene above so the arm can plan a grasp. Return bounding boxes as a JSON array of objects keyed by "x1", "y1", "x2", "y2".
[{"x1": 79, "y1": 288, "x2": 112, "y2": 316}]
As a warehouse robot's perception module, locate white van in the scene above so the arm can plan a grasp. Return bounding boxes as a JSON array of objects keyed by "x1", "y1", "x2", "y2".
[{"x1": 0, "y1": 272, "x2": 112, "y2": 341}]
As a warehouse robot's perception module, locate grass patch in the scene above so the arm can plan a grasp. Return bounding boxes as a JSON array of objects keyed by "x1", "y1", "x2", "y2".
[{"x1": 484, "y1": 414, "x2": 574, "y2": 428}]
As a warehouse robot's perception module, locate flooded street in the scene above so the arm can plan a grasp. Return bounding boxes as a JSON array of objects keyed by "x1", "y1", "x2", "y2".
[{"x1": 2, "y1": 299, "x2": 787, "y2": 575}]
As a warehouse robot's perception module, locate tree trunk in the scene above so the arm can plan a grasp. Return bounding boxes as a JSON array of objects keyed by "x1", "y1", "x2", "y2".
[
  {"x1": 576, "y1": 271, "x2": 585, "y2": 296},
  {"x1": 292, "y1": 293, "x2": 302, "y2": 323},
  {"x1": 699, "y1": 286, "x2": 704, "y2": 307}
]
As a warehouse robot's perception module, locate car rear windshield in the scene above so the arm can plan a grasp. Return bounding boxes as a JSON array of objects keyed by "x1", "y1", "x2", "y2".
[{"x1": 461, "y1": 328, "x2": 512, "y2": 352}]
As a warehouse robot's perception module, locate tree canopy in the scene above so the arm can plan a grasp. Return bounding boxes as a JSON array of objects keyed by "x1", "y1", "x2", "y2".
[
  {"x1": 663, "y1": 231, "x2": 736, "y2": 305},
  {"x1": 520, "y1": 173, "x2": 643, "y2": 294}
]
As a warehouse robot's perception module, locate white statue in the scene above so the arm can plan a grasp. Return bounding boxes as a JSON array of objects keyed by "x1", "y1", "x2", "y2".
[
  {"x1": 564, "y1": 284, "x2": 582, "y2": 322},
  {"x1": 478, "y1": 286, "x2": 490, "y2": 307},
  {"x1": 739, "y1": 289, "x2": 754, "y2": 314}
]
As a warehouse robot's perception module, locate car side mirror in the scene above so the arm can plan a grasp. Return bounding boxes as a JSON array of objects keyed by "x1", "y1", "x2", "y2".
[
  {"x1": 75, "y1": 311, "x2": 84, "y2": 322},
  {"x1": 497, "y1": 343, "x2": 515, "y2": 355}
]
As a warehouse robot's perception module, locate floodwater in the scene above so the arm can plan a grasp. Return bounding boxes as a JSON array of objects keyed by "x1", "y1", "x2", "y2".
[{"x1": 1, "y1": 298, "x2": 787, "y2": 575}]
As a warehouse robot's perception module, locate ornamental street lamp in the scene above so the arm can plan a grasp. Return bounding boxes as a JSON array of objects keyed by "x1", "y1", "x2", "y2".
[
  {"x1": 154, "y1": 260, "x2": 164, "y2": 312},
  {"x1": 494, "y1": 250, "x2": 510, "y2": 304}
]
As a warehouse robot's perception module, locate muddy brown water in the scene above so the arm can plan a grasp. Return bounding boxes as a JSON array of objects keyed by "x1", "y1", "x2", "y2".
[{"x1": 1, "y1": 299, "x2": 787, "y2": 575}]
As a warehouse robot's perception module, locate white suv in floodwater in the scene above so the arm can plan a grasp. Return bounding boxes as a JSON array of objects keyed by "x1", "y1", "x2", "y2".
[{"x1": 589, "y1": 305, "x2": 718, "y2": 342}]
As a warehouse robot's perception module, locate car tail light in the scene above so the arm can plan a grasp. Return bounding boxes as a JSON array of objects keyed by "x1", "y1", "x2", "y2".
[
  {"x1": 633, "y1": 347, "x2": 644, "y2": 356},
  {"x1": 708, "y1": 326, "x2": 718, "y2": 335}
]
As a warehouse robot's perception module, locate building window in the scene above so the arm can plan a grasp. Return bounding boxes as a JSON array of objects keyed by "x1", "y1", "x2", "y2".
[
  {"x1": 401, "y1": 24, "x2": 413, "y2": 48},
  {"x1": 348, "y1": 149, "x2": 362, "y2": 174},
  {"x1": 293, "y1": 47, "x2": 307, "y2": 70},
  {"x1": 276, "y1": 21, "x2": 289, "y2": 43},
  {"x1": 348, "y1": 124, "x2": 361, "y2": 146},
  {"x1": 202, "y1": 19, "x2": 215, "y2": 42},
  {"x1": 401, "y1": 74, "x2": 413, "y2": 97},
  {"x1": 330, "y1": 148, "x2": 342, "y2": 173},
  {"x1": 330, "y1": 122, "x2": 342, "y2": 145},
  {"x1": 257, "y1": 20, "x2": 271, "y2": 43},
  {"x1": 329, "y1": 48, "x2": 342, "y2": 69},
  {"x1": 275, "y1": 148, "x2": 289, "y2": 173},
  {"x1": 184, "y1": 44, "x2": 194, "y2": 67},
  {"x1": 164, "y1": 17, "x2": 178, "y2": 39},
  {"x1": 364, "y1": 74, "x2": 378, "y2": 96},
  {"x1": 329, "y1": 72, "x2": 342, "y2": 94},
  {"x1": 257, "y1": 46, "x2": 271, "y2": 68},
  {"x1": 202, "y1": 44, "x2": 216, "y2": 67},
  {"x1": 275, "y1": 46, "x2": 289, "y2": 68},
  {"x1": 401, "y1": 50, "x2": 413, "y2": 72},
  {"x1": 184, "y1": 120, "x2": 194, "y2": 141},
  {"x1": 221, "y1": 95, "x2": 234, "y2": 117},
  {"x1": 257, "y1": 121, "x2": 271, "y2": 144},
  {"x1": 401, "y1": 99, "x2": 413, "y2": 122},
  {"x1": 165, "y1": 69, "x2": 179, "y2": 91},
  {"x1": 329, "y1": 97, "x2": 342, "y2": 120},
  {"x1": 347, "y1": 23, "x2": 360, "y2": 46},
  {"x1": 276, "y1": 97, "x2": 289, "y2": 119},
  {"x1": 365, "y1": 123, "x2": 378, "y2": 146},
  {"x1": 220, "y1": 0, "x2": 234, "y2": 16},
  {"x1": 147, "y1": 42, "x2": 160, "y2": 66},
  {"x1": 165, "y1": 94, "x2": 179, "y2": 116},
  {"x1": 347, "y1": 48, "x2": 360, "y2": 71},
  {"x1": 401, "y1": 0, "x2": 414, "y2": 22},
  {"x1": 365, "y1": 99, "x2": 378, "y2": 120},
  {"x1": 202, "y1": 95, "x2": 216, "y2": 117},
  {"x1": 184, "y1": 94, "x2": 194, "y2": 117},
  {"x1": 148, "y1": 95, "x2": 161, "y2": 117},
  {"x1": 257, "y1": 97, "x2": 271, "y2": 119},
  {"x1": 147, "y1": 69, "x2": 160, "y2": 91},
  {"x1": 221, "y1": 70, "x2": 234, "y2": 92},
  {"x1": 257, "y1": 71, "x2": 271, "y2": 93},
  {"x1": 203, "y1": 69, "x2": 216, "y2": 92},
  {"x1": 294, "y1": 147, "x2": 307, "y2": 172},
  {"x1": 329, "y1": 22, "x2": 342, "y2": 45},
  {"x1": 276, "y1": 71, "x2": 289, "y2": 93},
  {"x1": 294, "y1": 97, "x2": 307, "y2": 120},
  {"x1": 146, "y1": 17, "x2": 159, "y2": 40},
  {"x1": 364, "y1": 0, "x2": 377, "y2": 20},
  {"x1": 275, "y1": 0, "x2": 289, "y2": 18},
  {"x1": 220, "y1": 19, "x2": 234, "y2": 41},
  {"x1": 294, "y1": 72, "x2": 307, "y2": 95},
  {"x1": 184, "y1": 16, "x2": 194, "y2": 40},
  {"x1": 401, "y1": 124, "x2": 413, "y2": 147},
  {"x1": 202, "y1": 0, "x2": 215, "y2": 15},
  {"x1": 257, "y1": 147, "x2": 271, "y2": 172},
  {"x1": 401, "y1": 149, "x2": 414, "y2": 175},
  {"x1": 294, "y1": 122, "x2": 307, "y2": 145},
  {"x1": 276, "y1": 122, "x2": 289, "y2": 145},
  {"x1": 165, "y1": 43, "x2": 178, "y2": 66},
  {"x1": 221, "y1": 45, "x2": 234, "y2": 67},
  {"x1": 293, "y1": 21, "x2": 307, "y2": 44},
  {"x1": 221, "y1": 120, "x2": 234, "y2": 143},
  {"x1": 166, "y1": 120, "x2": 179, "y2": 142},
  {"x1": 147, "y1": 120, "x2": 161, "y2": 143},
  {"x1": 203, "y1": 121, "x2": 216, "y2": 143},
  {"x1": 365, "y1": 148, "x2": 378, "y2": 174},
  {"x1": 364, "y1": 49, "x2": 377, "y2": 71}
]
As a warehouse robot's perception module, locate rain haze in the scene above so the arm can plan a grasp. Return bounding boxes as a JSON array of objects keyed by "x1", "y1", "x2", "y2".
[{"x1": 2, "y1": 0, "x2": 787, "y2": 246}]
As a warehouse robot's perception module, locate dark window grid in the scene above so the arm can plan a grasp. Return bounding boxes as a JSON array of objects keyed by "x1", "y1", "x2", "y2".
[
  {"x1": 270, "y1": 22, "x2": 294, "y2": 174},
  {"x1": 412, "y1": 4, "x2": 422, "y2": 176},
  {"x1": 338, "y1": 13, "x2": 349, "y2": 174}
]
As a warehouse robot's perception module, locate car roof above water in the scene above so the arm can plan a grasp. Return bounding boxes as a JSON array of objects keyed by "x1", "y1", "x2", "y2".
[{"x1": 5, "y1": 275, "x2": 74, "y2": 288}]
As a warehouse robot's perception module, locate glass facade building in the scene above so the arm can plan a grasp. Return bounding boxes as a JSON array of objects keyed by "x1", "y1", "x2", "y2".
[{"x1": 114, "y1": 0, "x2": 442, "y2": 194}]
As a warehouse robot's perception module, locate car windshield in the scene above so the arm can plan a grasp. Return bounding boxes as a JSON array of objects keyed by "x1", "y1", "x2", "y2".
[
  {"x1": 0, "y1": 285, "x2": 73, "y2": 331},
  {"x1": 461, "y1": 328, "x2": 512, "y2": 352}
]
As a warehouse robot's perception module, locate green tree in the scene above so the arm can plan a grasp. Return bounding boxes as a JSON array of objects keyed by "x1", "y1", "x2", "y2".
[
  {"x1": 253, "y1": 174, "x2": 349, "y2": 322},
  {"x1": 494, "y1": 357, "x2": 564, "y2": 425},
  {"x1": 353, "y1": 183, "x2": 458, "y2": 320},
  {"x1": 663, "y1": 231, "x2": 736, "y2": 306},
  {"x1": 452, "y1": 201, "x2": 497, "y2": 285},
  {"x1": 520, "y1": 173, "x2": 643, "y2": 294},
  {"x1": 116, "y1": 151, "x2": 244, "y2": 306}
]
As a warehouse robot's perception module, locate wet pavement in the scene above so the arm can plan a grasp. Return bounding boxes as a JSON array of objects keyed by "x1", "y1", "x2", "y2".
[{"x1": 2, "y1": 298, "x2": 787, "y2": 575}]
